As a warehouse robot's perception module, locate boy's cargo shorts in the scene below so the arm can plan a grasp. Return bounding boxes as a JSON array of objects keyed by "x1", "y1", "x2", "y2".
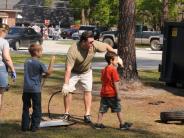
[{"x1": 99, "y1": 97, "x2": 121, "y2": 113}]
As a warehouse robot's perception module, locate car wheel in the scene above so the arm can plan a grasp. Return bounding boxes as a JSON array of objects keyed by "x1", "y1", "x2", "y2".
[
  {"x1": 150, "y1": 39, "x2": 161, "y2": 51},
  {"x1": 14, "y1": 41, "x2": 20, "y2": 50},
  {"x1": 63, "y1": 37, "x2": 66, "y2": 39},
  {"x1": 103, "y1": 38, "x2": 114, "y2": 48}
]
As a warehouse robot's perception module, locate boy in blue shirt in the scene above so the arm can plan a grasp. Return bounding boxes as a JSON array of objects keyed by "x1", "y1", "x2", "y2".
[{"x1": 21, "y1": 44, "x2": 54, "y2": 132}]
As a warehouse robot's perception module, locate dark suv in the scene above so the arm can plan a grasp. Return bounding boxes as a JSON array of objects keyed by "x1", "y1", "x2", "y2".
[{"x1": 5, "y1": 27, "x2": 43, "y2": 50}]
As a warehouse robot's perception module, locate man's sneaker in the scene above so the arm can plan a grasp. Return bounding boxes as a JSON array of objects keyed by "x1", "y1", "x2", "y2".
[
  {"x1": 62, "y1": 113, "x2": 70, "y2": 120},
  {"x1": 120, "y1": 122, "x2": 133, "y2": 130},
  {"x1": 94, "y1": 123, "x2": 105, "y2": 129},
  {"x1": 84, "y1": 115, "x2": 91, "y2": 123}
]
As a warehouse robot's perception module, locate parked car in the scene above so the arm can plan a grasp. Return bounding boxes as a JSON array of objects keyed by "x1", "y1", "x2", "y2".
[
  {"x1": 61, "y1": 28, "x2": 78, "y2": 39},
  {"x1": 5, "y1": 27, "x2": 43, "y2": 50},
  {"x1": 99, "y1": 25, "x2": 163, "y2": 50}
]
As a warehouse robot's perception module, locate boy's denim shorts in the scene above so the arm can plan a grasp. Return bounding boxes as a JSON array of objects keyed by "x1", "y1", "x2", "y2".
[{"x1": 99, "y1": 97, "x2": 121, "y2": 113}]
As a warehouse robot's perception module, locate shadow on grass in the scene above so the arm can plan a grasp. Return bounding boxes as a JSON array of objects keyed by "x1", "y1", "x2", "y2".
[
  {"x1": 0, "y1": 121, "x2": 181, "y2": 138},
  {"x1": 139, "y1": 70, "x2": 184, "y2": 97}
]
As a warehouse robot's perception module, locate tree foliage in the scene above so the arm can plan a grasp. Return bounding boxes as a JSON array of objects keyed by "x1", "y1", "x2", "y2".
[
  {"x1": 43, "y1": 0, "x2": 53, "y2": 7},
  {"x1": 69, "y1": 0, "x2": 118, "y2": 26},
  {"x1": 136, "y1": 0, "x2": 184, "y2": 29}
]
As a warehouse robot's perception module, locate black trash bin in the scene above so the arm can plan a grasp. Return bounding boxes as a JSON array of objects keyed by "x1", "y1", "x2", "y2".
[{"x1": 159, "y1": 22, "x2": 184, "y2": 86}]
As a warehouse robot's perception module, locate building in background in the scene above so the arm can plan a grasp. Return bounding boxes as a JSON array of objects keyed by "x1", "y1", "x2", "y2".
[
  {"x1": 14, "y1": 0, "x2": 73, "y2": 27},
  {"x1": 0, "y1": 0, "x2": 21, "y2": 26}
]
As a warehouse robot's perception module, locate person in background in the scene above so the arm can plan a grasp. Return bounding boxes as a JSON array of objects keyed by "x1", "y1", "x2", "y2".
[{"x1": 0, "y1": 24, "x2": 16, "y2": 113}]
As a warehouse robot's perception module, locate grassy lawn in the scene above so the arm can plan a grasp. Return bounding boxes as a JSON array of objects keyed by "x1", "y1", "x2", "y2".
[
  {"x1": 11, "y1": 52, "x2": 105, "y2": 64},
  {"x1": 11, "y1": 52, "x2": 66, "y2": 64},
  {"x1": 1, "y1": 68, "x2": 184, "y2": 138}
]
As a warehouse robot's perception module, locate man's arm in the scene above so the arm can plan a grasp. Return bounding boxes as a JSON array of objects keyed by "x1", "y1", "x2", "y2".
[
  {"x1": 114, "y1": 81, "x2": 121, "y2": 101},
  {"x1": 106, "y1": 44, "x2": 115, "y2": 52},
  {"x1": 3, "y1": 47, "x2": 15, "y2": 72},
  {"x1": 64, "y1": 64, "x2": 72, "y2": 84}
]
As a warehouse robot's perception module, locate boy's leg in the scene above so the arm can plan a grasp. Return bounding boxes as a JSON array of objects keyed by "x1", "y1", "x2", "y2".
[
  {"x1": 21, "y1": 93, "x2": 31, "y2": 130},
  {"x1": 117, "y1": 112, "x2": 123, "y2": 125},
  {"x1": 97, "y1": 112, "x2": 104, "y2": 124},
  {"x1": 31, "y1": 93, "x2": 41, "y2": 131}
]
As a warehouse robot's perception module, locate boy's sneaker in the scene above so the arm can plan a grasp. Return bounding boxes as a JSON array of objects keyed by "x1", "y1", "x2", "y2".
[
  {"x1": 84, "y1": 115, "x2": 91, "y2": 123},
  {"x1": 31, "y1": 127, "x2": 39, "y2": 132},
  {"x1": 120, "y1": 122, "x2": 133, "y2": 130},
  {"x1": 94, "y1": 123, "x2": 106, "y2": 129}
]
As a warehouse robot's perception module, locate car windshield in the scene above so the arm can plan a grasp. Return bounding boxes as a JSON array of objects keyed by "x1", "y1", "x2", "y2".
[{"x1": 8, "y1": 28, "x2": 24, "y2": 35}]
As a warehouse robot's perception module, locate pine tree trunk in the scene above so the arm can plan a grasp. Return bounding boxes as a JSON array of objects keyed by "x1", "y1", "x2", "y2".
[
  {"x1": 161, "y1": 0, "x2": 168, "y2": 31},
  {"x1": 118, "y1": 0, "x2": 138, "y2": 81}
]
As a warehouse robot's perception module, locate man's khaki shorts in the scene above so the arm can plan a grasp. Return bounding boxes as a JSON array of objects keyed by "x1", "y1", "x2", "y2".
[{"x1": 68, "y1": 70, "x2": 92, "y2": 92}]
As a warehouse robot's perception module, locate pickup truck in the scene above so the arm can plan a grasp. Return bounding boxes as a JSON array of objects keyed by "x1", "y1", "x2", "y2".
[{"x1": 99, "y1": 25, "x2": 163, "y2": 51}]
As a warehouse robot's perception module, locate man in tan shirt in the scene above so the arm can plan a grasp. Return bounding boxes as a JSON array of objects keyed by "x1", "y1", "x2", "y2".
[{"x1": 62, "y1": 31, "x2": 115, "y2": 123}]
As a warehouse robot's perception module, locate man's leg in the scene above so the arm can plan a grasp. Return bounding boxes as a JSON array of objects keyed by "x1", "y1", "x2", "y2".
[
  {"x1": 84, "y1": 91, "x2": 92, "y2": 116},
  {"x1": 63, "y1": 73, "x2": 79, "y2": 116},
  {"x1": 64, "y1": 93, "x2": 72, "y2": 114}
]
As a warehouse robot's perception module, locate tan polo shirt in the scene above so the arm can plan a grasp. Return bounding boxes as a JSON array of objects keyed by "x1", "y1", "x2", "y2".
[{"x1": 66, "y1": 40, "x2": 108, "y2": 74}]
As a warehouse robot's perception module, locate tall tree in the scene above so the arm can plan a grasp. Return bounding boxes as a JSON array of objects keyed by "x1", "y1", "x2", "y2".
[
  {"x1": 90, "y1": 0, "x2": 110, "y2": 26},
  {"x1": 70, "y1": 0, "x2": 90, "y2": 25},
  {"x1": 161, "y1": 0, "x2": 168, "y2": 31},
  {"x1": 118, "y1": 0, "x2": 138, "y2": 81}
]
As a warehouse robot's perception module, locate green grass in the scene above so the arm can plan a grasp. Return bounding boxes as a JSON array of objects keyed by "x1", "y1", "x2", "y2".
[
  {"x1": 139, "y1": 70, "x2": 163, "y2": 87},
  {"x1": 11, "y1": 52, "x2": 66, "y2": 64},
  {"x1": 1, "y1": 69, "x2": 184, "y2": 138}
]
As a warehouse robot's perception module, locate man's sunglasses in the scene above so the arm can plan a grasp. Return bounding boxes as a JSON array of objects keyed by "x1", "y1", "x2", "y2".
[{"x1": 89, "y1": 41, "x2": 94, "y2": 44}]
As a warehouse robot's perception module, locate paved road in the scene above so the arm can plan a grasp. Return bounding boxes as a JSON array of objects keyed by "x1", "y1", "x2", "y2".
[{"x1": 15, "y1": 40, "x2": 162, "y2": 70}]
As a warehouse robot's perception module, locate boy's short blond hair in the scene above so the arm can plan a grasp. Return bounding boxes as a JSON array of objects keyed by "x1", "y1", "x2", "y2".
[{"x1": 28, "y1": 44, "x2": 42, "y2": 56}]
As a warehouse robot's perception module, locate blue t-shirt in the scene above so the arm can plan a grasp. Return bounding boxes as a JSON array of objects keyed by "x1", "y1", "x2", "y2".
[{"x1": 23, "y1": 58, "x2": 47, "y2": 93}]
